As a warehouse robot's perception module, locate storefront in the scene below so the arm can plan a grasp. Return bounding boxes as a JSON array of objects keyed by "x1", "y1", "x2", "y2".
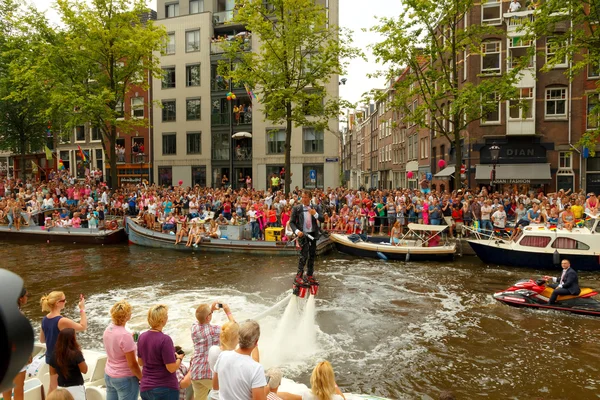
[{"x1": 474, "y1": 138, "x2": 554, "y2": 192}]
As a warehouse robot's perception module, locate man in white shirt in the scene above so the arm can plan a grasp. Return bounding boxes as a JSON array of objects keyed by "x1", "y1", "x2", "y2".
[
  {"x1": 42, "y1": 194, "x2": 54, "y2": 210},
  {"x1": 509, "y1": 0, "x2": 521, "y2": 12},
  {"x1": 491, "y1": 207, "x2": 507, "y2": 236},
  {"x1": 213, "y1": 320, "x2": 266, "y2": 400}
]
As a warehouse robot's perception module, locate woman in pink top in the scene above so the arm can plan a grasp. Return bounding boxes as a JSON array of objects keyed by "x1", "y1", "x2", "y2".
[
  {"x1": 103, "y1": 300, "x2": 142, "y2": 400},
  {"x1": 71, "y1": 213, "x2": 82, "y2": 228}
]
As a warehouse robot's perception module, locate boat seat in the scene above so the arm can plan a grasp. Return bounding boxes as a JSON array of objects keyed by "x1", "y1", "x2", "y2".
[
  {"x1": 540, "y1": 287, "x2": 595, "y2": 301},
  {"x1": 85, "y1": 386, "x2": 105, "y2": 400},
  {"x1": 23, "y1": 378, "x2": 43, "y2": 400}
]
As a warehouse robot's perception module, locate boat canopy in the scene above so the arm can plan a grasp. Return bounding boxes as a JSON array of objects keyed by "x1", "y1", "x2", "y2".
[{"x1": 407, "y1": 223, "x2": 448, "y2": 232}]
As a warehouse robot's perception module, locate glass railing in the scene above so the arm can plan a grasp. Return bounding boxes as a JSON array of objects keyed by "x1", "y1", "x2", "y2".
[
  {"x1": 211, "y1": 78, "x2": 229, "y2": 92},
  {"x1": 212, "y1": 148, "x2": 230, "y2": 160},
  {"x1": 115, "y1": 153, "x2": 149, "y2": 164},
  {"x1": 213, "y1": 10, "x2": 234, "y2": 25},
  {"x1": 210, "y1": 38, "x2": 252, "y2": 54},
  {"x1": 233, "y1": 109, "x2": 252, "y2": 125},
  {"x1": 212, "y1": 112, "x2": 230, "y2": 126},
  {"x1": 234, "y1": 146, "x2": 252, "y2": 161}
]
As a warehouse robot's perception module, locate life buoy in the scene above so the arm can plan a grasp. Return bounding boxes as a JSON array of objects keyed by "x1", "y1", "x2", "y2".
[{"x1": 108, "y1": 220, "x2": 118, "y2": 230}]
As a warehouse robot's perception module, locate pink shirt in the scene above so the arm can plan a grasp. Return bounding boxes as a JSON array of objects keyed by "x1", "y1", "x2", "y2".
[{"x1": 103, "y1": 323, "x2": 137, "y2": 378}]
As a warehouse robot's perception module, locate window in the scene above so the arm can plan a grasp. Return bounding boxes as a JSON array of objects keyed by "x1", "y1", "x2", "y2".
[
  {"x1": 91, "y1": 126, "x2": 101, "y2": 142},
  {"x1": 545, "y1": 88, "x2": 567, "y2": 118},
  {"x1": 267, "y1": 129, "x2": 285, "y2": 154},
  {"x1": 187, "y1": 132, "x2": 201, "y2": 154},
  {"x1": 481, "y1": 41, "x2": 501, "y2": 74},
  {"x1": 162, "y1": 100, "x2": 176, "y2": 122},
  {"x1": 186, "y1": 30, "x2": 200, "y2": 52},
  {"x1": 519, "y1": 236, "x2": 551, "y2": 248},
  {"x1": 75, "y1": 126, "x2": 86, "y2": 142},
  {"x1": 481, "y1": 0, "x2": 501, "y2": 24},
  {"x1": 303, "y1": 164, "x2": 324, "y2": 189},
  {"x1": 158, "y1": 166, "x2": 173, "y2": 186},
  {"x1": 192, "y1": 166, "x2": 206, "y2": 187},
  {"x1": 165, "y1": 2, "x2": 179, "y2": 18},
  {"x1": 131, "y1": 97, "x2": 144, "y2": 118},
  {"x1": 162, "y1": 67, "x2": 176, "y2": 89},
  {"x1": 115, "y1": 101, "x2": 124, "y2": 118},
  {"x1": 186, "y1": 64, "x2": 201, "y2": 87},
  {"x1": 509, "y1": 87, "x2": 534, "y2": 119},
  {"x1": 481, "y1": 92, "x2": 500, "y2": 123},
  {"x1": 303, "y1": 128, "x2": 324, "y2": 153},
  {"x1": 588, "y1": 61, "x2": 600, "y2": 79},
  {"x1": 186, "y1": 98, "x2": 201, "y2": 120},
  {"x1": 60, "y1": 151, "x2": 70, "y2": 170},
  {"x1": 420, "y1": 137, "x2": 428, "y2": 159},
  {"x1": 559, "y1": 151, "x2": 572, "y2": 169},
  {"x1": 587, "y1": 94, "x2": 599, "y2": 130},
  {"x1": 546, "y1": 37, "x2": 568, "y2": 68},
  {"x1": 551, "y1": 237, "x2": 590, "y2": 250},
  {"x1": 95, "y1": 149, "x2": 103, "y2": 171},
  {"x1": 190, "y1": 0, "x2": 204, "y2": 13},
  {"x1": 508, "y1": 38, "x2": 533, "y2": 69},
  {"x1": 162, "y1": 134, "x2": 177, "y2": 155},
  {"x1": 463, "y1": 49, "x2": 468, "y2": 80},
  {"x1": 165, "y1": 33, "x2": 175, "y2": 55}
]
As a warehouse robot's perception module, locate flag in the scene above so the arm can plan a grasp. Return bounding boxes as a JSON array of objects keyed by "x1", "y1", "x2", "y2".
[
  {"x1": 77, "y1": 145, "x2": 88, "y2": 163},
  {"x1": 58, "y1": 159, "x2": 65, "y2": 170},
  {"x1": 45, "y1": 145, "x2": 53, "y2": 160},
  {"x1": 243, "y1": 83, "x2": 258, "y2": 102}
]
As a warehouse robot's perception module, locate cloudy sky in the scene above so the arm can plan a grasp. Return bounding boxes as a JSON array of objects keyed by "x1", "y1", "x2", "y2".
[{"x1": 28, "y1": 0, "x2": 403, "y2": 106}]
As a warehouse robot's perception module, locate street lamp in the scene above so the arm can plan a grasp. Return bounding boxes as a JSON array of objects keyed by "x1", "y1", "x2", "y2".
[{"x1": 489, "y1": 142, "x2": 501, "y2": 192}]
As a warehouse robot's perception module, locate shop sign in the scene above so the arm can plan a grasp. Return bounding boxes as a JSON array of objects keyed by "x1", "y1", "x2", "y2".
[
  {"x1": 492, "y1": 179, "x2": 531, "y2": 184},
  {"x1": 325, "y1": 157, "x2": 339, "y2": 163},
  {"x1": 121, "y1": 177, "x2": 142, "y2": 183}
]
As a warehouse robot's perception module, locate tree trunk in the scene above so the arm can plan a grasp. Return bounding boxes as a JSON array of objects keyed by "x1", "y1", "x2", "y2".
[
  {"x1": 109, "y1": 124, "x2": 118, "y2": 189},
  {"x1": 19, "y1": 132, "x2": 26, "y2": 180},
  {"x1": 454, "y1": 129, "x2": 462, "y2": 190},
  {"x1": 284, "y1": 101, "x2": 292, "y2": 194}
]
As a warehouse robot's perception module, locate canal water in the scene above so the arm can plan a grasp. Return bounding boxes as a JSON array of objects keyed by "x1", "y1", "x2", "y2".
[{"x1": 3, "y1": 242, "x2": 600, "y2": 399}]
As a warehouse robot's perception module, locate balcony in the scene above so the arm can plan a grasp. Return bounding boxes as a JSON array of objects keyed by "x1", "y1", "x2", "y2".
[
  {"x1": 211, "y1": 78, "x2": 245, "y2": 92},
  {"x1": 211, "y1": 109, "x2": 253, "y2": 127},
  {"x1": 212, "y1": 147, "x2": 230, "y2": 160},
  {"x1": 210, "y1": 34, "x2": 252, "y2": 54},
  {"x1": 213, "y1": 10, "x2": 234, "y2": 25},
  {"x1": 234, "y1": 145, "x2": 252, "y2": 161},
  {"x1": 504, "y1": 9, "x2": 534, "y2": 35},
  {"x1": 116, "y1": 153, "x2": 149, "y2": 164}
]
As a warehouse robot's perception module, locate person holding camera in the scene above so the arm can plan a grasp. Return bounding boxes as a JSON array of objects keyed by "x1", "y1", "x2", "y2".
[
  {"x1": 103, "y1": 300, "x2": 142, "y2": 400},
  {"x1": 190, "y1": 302, "x2": 235, "y2": 400},
  {"x1": 174, "y1": 346, "x2": 192, "y2": 400},
  {"x1": 40, "y1": 291, "x2": 88, "y2": 394}
]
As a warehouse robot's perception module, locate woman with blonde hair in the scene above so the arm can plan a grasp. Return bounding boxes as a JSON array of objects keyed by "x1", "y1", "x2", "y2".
[
  {"x1": 46, "y1": 388, "x2": 75, "y2": 400},
  {"x1": 302, "y1": 361, "x2": 345, "y2": 400},
  {"x1": 137, "y1": 304, "x2": 182, "y2": 400},
  {"x1": 40, "y1": 291, "x2": 87, "y2": 394},
  {"x1": 103, "y1": 300, "x2": 142, "y2": 400}
]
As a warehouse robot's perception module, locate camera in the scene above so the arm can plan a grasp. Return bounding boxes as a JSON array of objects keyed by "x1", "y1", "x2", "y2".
[
  {"x1": 0, "y1": 269, "x2": 34, "y2": 392},
  {"x1": 217, "y1": 303, "x2": 223, "y2": 309}
]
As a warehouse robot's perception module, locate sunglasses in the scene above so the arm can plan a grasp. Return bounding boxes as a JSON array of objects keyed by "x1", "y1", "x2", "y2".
[{"x1": 58, "y1": 299, "x2": 66, "y2": 303}]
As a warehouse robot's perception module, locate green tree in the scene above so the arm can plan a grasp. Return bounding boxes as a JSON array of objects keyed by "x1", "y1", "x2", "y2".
[
  {"x1": 526, "y1": 0, "x2": 600, "y2": 153},
  {"x1": 34, "y1": 0, "x2": 166, "y2": 187},
  {"x1": 218, "y1": 0, "x2": 360, "y2": 193},
  {"x1": 0, "y1": 0, "x2": 52, "y2": 179},
  {"x1": 371, "y1": 0, "x2": 526, "y2": 177}
]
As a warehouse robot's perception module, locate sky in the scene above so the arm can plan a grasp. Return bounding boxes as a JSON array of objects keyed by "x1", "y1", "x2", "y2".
[{"x1": 28, "y1": 0, "x2": 404, "y2": 108}]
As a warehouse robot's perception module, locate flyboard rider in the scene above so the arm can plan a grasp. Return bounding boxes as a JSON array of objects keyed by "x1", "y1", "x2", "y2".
[{"x1": 290, "y1": 190, "x2": 324, "y2": 287}]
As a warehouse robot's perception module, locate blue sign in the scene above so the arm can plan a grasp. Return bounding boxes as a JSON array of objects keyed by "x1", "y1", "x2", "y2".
[
  {"x1": 309, "y1": 170, "x2": 317, "y2": 180},
  {"x1": 426, "y1": 172, "x2": 432, "y2": 181}
]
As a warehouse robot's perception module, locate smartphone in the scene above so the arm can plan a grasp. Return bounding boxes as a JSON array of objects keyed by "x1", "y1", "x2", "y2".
[
  {"x1": 266, "y1": 376, "x2": 271, "y2": 384},
  {"x1": 218, "y1": 303, "x2": 223, "y2": 308}
]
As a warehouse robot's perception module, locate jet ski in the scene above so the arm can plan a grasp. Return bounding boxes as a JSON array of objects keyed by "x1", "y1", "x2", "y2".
[{"x1": 494, "y1": 279, "x2": 600, "y2": 316}]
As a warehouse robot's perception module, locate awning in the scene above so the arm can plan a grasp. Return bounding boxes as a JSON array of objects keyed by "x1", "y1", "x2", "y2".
[
  {"x1": 475, "y1": 163, "x2": 552, "y2": 184},
  {"x1": 434, "y1": 166, "x2": 455, "y2": 178},
  {"x1": 405, "y1": 160, "x2": 419, "y2": 172}
]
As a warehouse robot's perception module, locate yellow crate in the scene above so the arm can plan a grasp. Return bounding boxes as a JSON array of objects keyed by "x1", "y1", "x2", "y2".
[{"x1": 265, "y1": 227, "x2": 284, "y2": 241}]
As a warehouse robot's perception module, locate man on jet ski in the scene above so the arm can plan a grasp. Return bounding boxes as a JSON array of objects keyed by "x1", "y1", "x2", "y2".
[{"x1": 544, "y1": 259, "x2": 581, "y2": 305}]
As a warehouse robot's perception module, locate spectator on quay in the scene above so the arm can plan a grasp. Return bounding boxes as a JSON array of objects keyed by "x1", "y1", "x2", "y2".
[
  {"x1": 480, "y1": 200, "x2": 493, "y2": 235},
  {"x1": 190, "y1": 302, "x2": 236, "y2": 400},
  {"x1": 441, "y1": 198, "x2": 453, "y2": 238},
  {"x1": 451, "y1": 203, "x2": 464, "y2": 237},
  {"x1": 137, "y1": 304, "x2": 182, "y2": 400},
  {"x1": 206, "y1": 321, "x2": 240, "y2": 399},
  {"x1": 103, "y1": 300, "x2": 143, "y2": 400},
  {"x1": 40, "y1": 292, "x2": 87, "y2": 394},
  {"x1": 212, "y1": 320, "x2": 266, "y2": 400},
  {"x1": 491, "y1": 204, "x2": 507, "y2": 237},
  {"x1": 49, "y1": 329, "x2": 88, "y2": 400}
]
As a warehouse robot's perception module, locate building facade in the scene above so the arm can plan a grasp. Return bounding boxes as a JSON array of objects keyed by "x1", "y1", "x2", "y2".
[{"x1": 153, "y1": 0, "x2": 340, "y2": 190}]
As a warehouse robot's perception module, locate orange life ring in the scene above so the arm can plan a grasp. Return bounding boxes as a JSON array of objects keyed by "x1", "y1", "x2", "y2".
[{"x1": 108, "y1": 220, "x2": 118, "y2": 230}]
